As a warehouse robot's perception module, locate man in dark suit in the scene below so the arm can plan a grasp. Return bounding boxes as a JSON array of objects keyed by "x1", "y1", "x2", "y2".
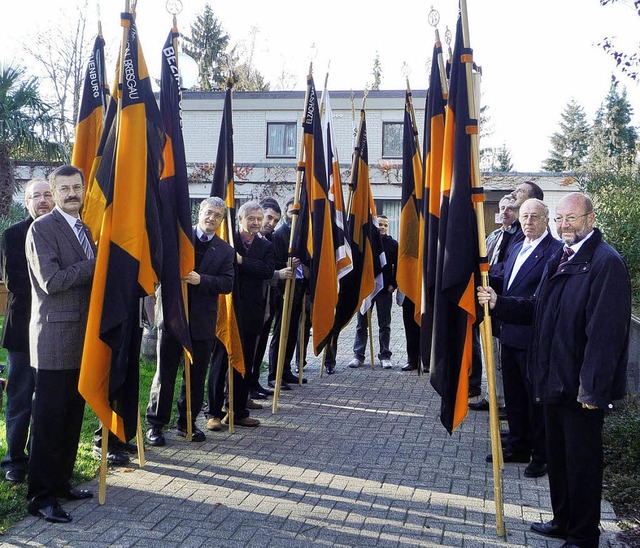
[
  {"x1": 25, "y1": 165, "x2": 96, "y2": 523},
  {"x1": 267, "y1": 197, "x2": 305, "y2": 389},
  {"x1": 479, "y1": 193, "x2": 631, "y2": 548},
  {"x1": 145, "y1": 197, "x2": 234, "y2": 447},
  {"x1": 348, "y1": 215, "x2": 398, "y2": 369},
  {"x1": 0, "y1": 178, "x2": 54, "y2": 483},
  {"x1": 207, "y1": 201, "x2": 274, "y2": 428},
  {"x1": 485, "y1": 198, "x2": 562, "y2": 479}
]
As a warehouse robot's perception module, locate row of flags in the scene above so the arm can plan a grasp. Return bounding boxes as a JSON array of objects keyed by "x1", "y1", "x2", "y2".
[
  {"x1": 398, "y1": 17, "x2": 483, "y2": 434},
  {"x1": 71, "y1": 3, "x2": 484, "y2": 440}
]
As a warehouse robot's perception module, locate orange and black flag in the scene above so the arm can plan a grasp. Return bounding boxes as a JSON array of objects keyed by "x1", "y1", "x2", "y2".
[
  {"x1": 321, "y1": 87, "x2": 353, "y2": 282},
  {"x1": 158, "y1": 27, "x2": 194, "y2": 358},
  {"x1": 333, "y1": 109, "x2": 385, "y2": 333},
  {"x1": 421, "y1": 36, "x2": 448, "y2": 371},
  {"x1": 79, "y1": 11, "x2": 165, "y2": 442},
  {"x1": 210, "y1": 79, "x2": 245, "y2": 376},
  {"x1": 396, "y1": 88, "x2": 424, "y2": 322},
  {"x1": 72, "y1": 32, "x2": 110, "y2": 238},
  {"x1": 429, "y1": 16, "x2": 482, "y2": 434},
  {"x1": 302, "y1": 75, "x2": 338, "y2": 355}
]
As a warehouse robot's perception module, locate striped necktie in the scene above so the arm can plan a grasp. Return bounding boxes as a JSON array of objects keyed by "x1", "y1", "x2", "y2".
[
  {"x1": 556, "y1": 246, "x2": 574, "y2": 273},
  {"x1": 75, "y1": 218, "x2": 94, "y2": 259}
]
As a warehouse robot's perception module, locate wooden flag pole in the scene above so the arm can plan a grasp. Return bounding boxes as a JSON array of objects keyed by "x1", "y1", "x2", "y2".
[
  {"x1": 367, "y1": 309, "x2": 375, "y2": 369},
  {"x1": 98, "y1": 0, "x2": 131, "y2": 504},
  {"x1": 459, "y1": 0, "x2": 505, "y2": 537},
  {"x1": 224, "y1": 208, "x2": 235, "y2": 433},
  {"x1": 98, "y1": 423, "x2": 108, "y2": 504},
  {"x1": 273, "y1": 64, "x2": 312, "y2": 413},
  {"x1": 136, "y1": 405, "x2": 145, "y2": 466},
  {"x1": 298, "y1": 292, "x2": 307, "y2": 385},
  {"x1": 170, "y1": 16, "x2": 193, "y2": 442}
]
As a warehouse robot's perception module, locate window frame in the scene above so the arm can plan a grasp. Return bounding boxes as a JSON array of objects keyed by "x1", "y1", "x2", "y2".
[
  {"x1": 381, "y1": 121, "x2": 403, "y2": 159},
  {"x1": 266, "y1": 121, "x2": 298, "y2": 158}
]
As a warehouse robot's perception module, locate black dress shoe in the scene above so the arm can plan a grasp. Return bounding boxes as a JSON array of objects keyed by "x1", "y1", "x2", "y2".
[
  {"x1": 175, "y1": 424, "x2": 206, "y2": 442},
  {"x1": 524, "y1": 461, "x2": 547, "y2": 478},
  {"x1": 4, "y1": 469, "x2": 25, "y2": 483},
  {"x1": 59, "y1": 488, "x2": 93, "y2": 500},
  {"x1": 283, "y1": 373, "x2": 307, "y2": 384},
  {"x1": 255, "y1": 383, "x2": 274, "y2": 396},
  {"x1": 325, "y1": 364, "x2": 335, "y2": 374},
  {"x1": 146, "y1": 426, "x2": 166, "y2": 447},
  {"x1": 28, "y1": 501, "x2": 72, "y2": 524},
  {"x1": 268, "y1": 380, "x2": 291, "y2": 390},
  {"x1": 249, "y1": 390, "x2": 268, "y2": 400},
  {"x1": 530, "y1": 520, "x2": 568, "y2": 539},
  {"x1": 93, "y1": 446, "x2": 130, "y2": 466},
  {"x1": 486, "y1": 450, "x2": 530, "y2": 463},
  {"x1": 401, "y1": 363, "x2": 418, "y2": 372},
  {"x1": 560, "y1": 543, "x2": 580, "y2": 548},
  {"x1": 468, "y1": 398, "x2": 490, "y2": 411}
]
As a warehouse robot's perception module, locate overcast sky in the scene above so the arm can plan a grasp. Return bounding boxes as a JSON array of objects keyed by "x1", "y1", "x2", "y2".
[{"x1": 4, "y1": 0, "x2": 639, "y2": 171}]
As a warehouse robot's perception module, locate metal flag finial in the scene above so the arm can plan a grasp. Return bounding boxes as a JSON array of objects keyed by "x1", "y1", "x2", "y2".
[
  {"x1": 428, "y1": 6, "x2": 440, "y2": 28},
  {"x1": 166, "y1": 0, "x2": 183, "y2": 16}
]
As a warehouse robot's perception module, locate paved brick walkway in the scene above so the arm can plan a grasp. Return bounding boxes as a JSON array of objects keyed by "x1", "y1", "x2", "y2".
[{"x1": 1, "y1": 312, "x2": 623, "y2": 547}]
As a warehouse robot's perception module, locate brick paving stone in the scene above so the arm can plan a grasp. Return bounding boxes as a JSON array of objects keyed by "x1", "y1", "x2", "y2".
[{"x1": 1, "y1": 311, "x2": 626, "y2": 546}]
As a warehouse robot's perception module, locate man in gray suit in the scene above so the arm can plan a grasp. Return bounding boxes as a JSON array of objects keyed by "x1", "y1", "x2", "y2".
[{"x1": 25, "y1": 165, "x2": 96, "y2": 523}]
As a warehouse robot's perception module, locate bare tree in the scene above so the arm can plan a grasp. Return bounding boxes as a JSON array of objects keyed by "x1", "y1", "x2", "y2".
[{"x1": 22, "y1": 5, "x2": 92, "y2": 150}]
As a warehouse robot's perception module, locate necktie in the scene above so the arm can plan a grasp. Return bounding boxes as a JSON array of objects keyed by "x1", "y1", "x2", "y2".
[
  {"x1": 507, "y1": 244, "x2": 532, "y2": 289},
  {"x1": 556, "y1": 246, "x2": 574, "y2": 273},
  {"x1": 75, "y1": 219, "x2": 94, "y2": 259},
  {"x1": 200, "y1": 234, "x2": 209, "y2": 242}
]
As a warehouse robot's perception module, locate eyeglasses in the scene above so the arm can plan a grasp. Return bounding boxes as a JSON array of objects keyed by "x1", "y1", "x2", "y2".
[
  {"x1": 56, "y1": 184, "x2": 84, "y2": 195},
  {"x1": 553, "y1": 213, "x2": 589, "y2": 225},
  {"x1": 27, "y1": 193, "x2": 53, "y2": 201}
]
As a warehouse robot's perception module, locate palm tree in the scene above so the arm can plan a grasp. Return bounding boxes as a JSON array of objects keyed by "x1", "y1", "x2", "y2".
[{"x1": 0, "y1": 63, "x2": 63, "y2": 216}]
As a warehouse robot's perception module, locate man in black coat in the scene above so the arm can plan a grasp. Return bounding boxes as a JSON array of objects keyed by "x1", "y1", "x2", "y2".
[
  {"x1": 485, "y1": 199, "x2": 562, "y2": 478},
  {"x1": 146, "y1": 197, "x2": 234, "y2": 446},
  {"x1": 207, "y1": 201, "x2": 274, "y2": 429},
  {"x1": 479, "y1": 193, "x2": 631, "y2": 548},
  {"x1": 0, "y1": 178, "x2": 54, "y2": 484},
  {"x1": 348, "y1": 215, "x2": 398, "y2": 369}
]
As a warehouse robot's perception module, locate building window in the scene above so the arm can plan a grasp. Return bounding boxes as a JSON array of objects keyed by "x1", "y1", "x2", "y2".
[
  {"x1": 267, "y1": 122, "x2": 297, "y2": 157},
  {"x1": 382, "y1": 122, "x2": 403, "y2": 158}
]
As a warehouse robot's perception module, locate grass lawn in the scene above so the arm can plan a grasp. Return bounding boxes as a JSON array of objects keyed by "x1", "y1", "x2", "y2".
[{"x1": 0, "y1": 326, "x2": 163, "y2": 534}]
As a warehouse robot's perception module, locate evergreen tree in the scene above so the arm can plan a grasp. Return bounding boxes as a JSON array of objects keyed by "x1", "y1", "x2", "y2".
[
  {"x1": 492, "y1": 143, "x2": 513, "y2": 172},
  {"x1": 588, "y1": 82, "x2": 638, "y2": 170},
  {"x1": 183, "y1": 4, "x2": 230, "y2": 91},
  {"x1": 542, "y1": 99, "x2": 591, "y2": 172},
  {"x1": 371, "y1": 53, "x2": 382, "y2": 90}
]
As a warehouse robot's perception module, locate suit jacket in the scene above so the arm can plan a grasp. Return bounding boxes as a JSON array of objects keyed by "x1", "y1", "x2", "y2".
[
  {"x1": 233, "y1": 231, "x2": 274, "y2": 335},
  {"x1": 26, "y1": 209, "x2": 96, "y2": 371},
  {"x1": 187, "y1": 232, "x2": 234, "y2": 340},
  {"x1": 1, "y1": 217, "x2": 34, "y2": 352},
  {"x1": 495, "y1": 231, "x2": 562, "y2": 350}
]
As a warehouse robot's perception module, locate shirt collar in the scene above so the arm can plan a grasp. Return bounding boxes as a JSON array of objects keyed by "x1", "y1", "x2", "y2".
[
  {"x1": 195, "y1": 226, "x2": 213, "y2": 242},
  {"x1": 55, "y1": 206, "x2": 80, "y2": 229},
  {"x1": 568, "y1": 229, "x2": 595, "y2": 256},
  {"x1": 524, "y1": 229, "x2": 548, "y2": 251}
]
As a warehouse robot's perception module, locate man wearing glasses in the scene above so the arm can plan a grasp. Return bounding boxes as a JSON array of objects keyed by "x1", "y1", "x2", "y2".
[
  {"x1": 478, "y1": 192, "x2": 631, "y2": 548},
  {"x1": 0, "y1": 179, "x2": 54, "y2": 484}
]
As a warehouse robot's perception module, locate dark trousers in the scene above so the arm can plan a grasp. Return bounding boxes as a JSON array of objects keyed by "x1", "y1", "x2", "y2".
[
  {"x1": 269, "y1": 281, "x2": 305, "y2": 382},
  {"x1": 469, "y1": 325, "x2": 482, "y2": 395},
  {"x1": 206, "y1": 339, "x2": 250, "y2": 420},
  {"x1": 1, "y1": 350, "x2": 35, "y2": 474},
  {"x1": 353, "y1": 291, "x2": 393, "y2": 361},
  {"x1": 28, "y1": 368, "x2": 85, "y2": 507},
  {"x1": 401, "y1": 299, "x2": 421, "y2": 368},
  {"x1": 295, "y1": 289, "x2": 312, "y2": 370},
  {"x1": 501, "y1": 344, "x2": 545, "y2": 462},
  {"x1": 146, "y1": 329, "x2": 214, "y2": 428},
  {"x1": 255, "y1": 310, "x2": 274, "y2": 390},
  {"x1": 545, "y1": 402, "x2": 605, "y2": 548}
]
